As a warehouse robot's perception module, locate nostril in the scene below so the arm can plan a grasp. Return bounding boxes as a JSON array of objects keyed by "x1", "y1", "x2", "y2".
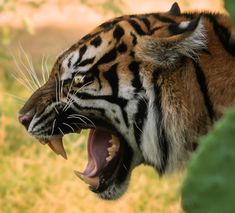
[{"x1": 18, "y1": 113, "x2": 33, "y2": 129}]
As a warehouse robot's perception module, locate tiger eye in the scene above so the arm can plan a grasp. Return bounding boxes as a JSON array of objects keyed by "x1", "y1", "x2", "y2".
[{"x1": 74, "y1": 75, "x2": 85, "y2": 85}]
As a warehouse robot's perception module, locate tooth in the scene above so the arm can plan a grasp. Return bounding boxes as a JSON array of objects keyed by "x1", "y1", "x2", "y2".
[
  {"x1": 111, "y1": 135, "x2": 120, "y2": 146},
  {"x1": 106, "y1": 156, "x2": 112, "y2": 162},
  {"x1": 48, "y1": 137, "x2": 67, "y2": 160},
  {"x1": 74, "y1": 171, "x2": 99, "y2": 188}
]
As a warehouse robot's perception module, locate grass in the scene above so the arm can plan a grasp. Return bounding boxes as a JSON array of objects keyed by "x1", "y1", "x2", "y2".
[{"x1": 0, "y1": 27, "x2": 183, "y2": 213}]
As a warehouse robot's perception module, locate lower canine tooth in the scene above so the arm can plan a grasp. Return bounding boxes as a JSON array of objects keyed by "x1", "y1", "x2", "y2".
[{"x1": 74, "y1": 171, "x2": 99, "y2": 188}]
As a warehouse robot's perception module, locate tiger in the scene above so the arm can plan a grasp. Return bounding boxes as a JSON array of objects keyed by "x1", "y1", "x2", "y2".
[{"x1": 18, "y1": 2, "x2": 235, "y2": 200}]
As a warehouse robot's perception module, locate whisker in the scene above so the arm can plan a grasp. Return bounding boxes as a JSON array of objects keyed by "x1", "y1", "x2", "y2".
[
  {"x1": 19, "y1": 44, "x2": 41, "y2": 88},
  {"x1": 63, "y1": 81, "x2": 93, "y2": 111},
  {"x1": 55, "y1": 75, "x2": 58, "y2": 103},
  {"x1": 62, "y1": 122, "x2": 75, "y2": 132},
  {"x1": 51, "y1": 119, "x2": 56, "y2": 136},
  {"x1": 54, "y1": 106, "x2": 59, "y2": 115},
  {"x1": 68, "y1": 114, "x2": 96, "y2": 128},
  {"x1": 11, "y1": 54, "x2": 35, "y2": 91},
  {"x1": 41, "y1": 55, "x2": 46, "y2": 84},
  {"x1": 58, "y1": 127, "x2": 65, "y2": 136},
  {"x1": 44, "y1": 55, "x2": 50, "y2": 79},
  {"x1": 10, "y1": 73, "x2": 33, "y2": 92},
  {"x1": 134, "y1": 122, "x2": 144, "y2": 134},
  {"x1": 4, "y1": 92, "x2": 26, "y2": 103},
  {"x1": 68, "y1": 115, "x2": 88, "y2": 125},
  {"x1": 122, "y1": 163, "x2": 128, "y2": 172},
  {"x1": 17, "y1": 48, "x2": 39, "y2": 89},
  {"x1": 58, "y1": 73, "x2": 62, "y2": 101}
]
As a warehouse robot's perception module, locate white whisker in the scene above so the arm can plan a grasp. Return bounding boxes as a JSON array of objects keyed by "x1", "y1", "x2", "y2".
[
  {"x1": 69, "y1": 114, "x2": 96, "y2": 128},
  {"x1": 54, "y1": 106, "x2": 59, "y2": 115},
  {"x1": 63, "y1": 122, "x2": 75, "y2": 132},
  {"x1": 63, "y1": 81, "x2": 93, "y2": 111},
  {"x1": 10, "y1": 73, "x2": 33, "y2": 92},
  {"x1": 41, "y1": 55, "x2": 46, "y2": 84},
  {"x1": 58, "y1": 127, "x2": 65, "y2": 136},
  {"x1": 19, "y1": 44, "x2": 41, "y2": 88},
  {"x1": 4, "y1": 92, "x2": 26, "y2": 102},
  {"x1": 44, "y1": 55, "x2": 50, "y2": 79},
  {"x1": 51, "y1": 119, "x2": 56, "y2": 136},
  {"x1": 68, "y1": 115, "x2": 88, "y2": 125},
  {"x1": 11, "y1": 54, "x2": 35, "y2": 91},
  {"x1": 134, "y1": 122, "x2": 144, "y2": 134}
]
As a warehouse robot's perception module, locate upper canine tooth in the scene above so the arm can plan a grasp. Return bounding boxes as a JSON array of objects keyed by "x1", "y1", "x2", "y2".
[{"x1": 48, "y1": 137, "x2": 67, "y2": 160}]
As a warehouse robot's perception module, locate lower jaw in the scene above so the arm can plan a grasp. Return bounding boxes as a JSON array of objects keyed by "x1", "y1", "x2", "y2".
[{"x1": 35, "y1": 126, "x2": 135, "y2": 197}]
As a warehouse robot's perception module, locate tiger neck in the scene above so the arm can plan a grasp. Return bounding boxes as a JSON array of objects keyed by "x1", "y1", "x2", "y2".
[{"x1": 140, "y1": 16, "x2": 235, "y2": 173}]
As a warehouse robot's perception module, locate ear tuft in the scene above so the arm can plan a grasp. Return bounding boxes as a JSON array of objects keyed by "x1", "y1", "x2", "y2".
[
  {"x1": 136, "y1": 17, "x2": 207, "y2": 69},
  {"x1": 168, "y1": 2, "x2": 181, "y2": 16}
]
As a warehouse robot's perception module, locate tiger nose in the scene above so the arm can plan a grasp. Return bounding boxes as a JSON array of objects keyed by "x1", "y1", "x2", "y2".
[{"x1": 18, "y1": 112, "x2": 33, "y2": 129}]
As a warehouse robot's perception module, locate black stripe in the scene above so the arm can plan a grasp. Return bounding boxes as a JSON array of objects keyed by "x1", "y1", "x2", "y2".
[
  {"x1": 182, "y1": 13, "x2": 235, "y2": 56},
  {"x1": 141, "y1": 17, "x2": 151, "y2": 31},
  {"x1": 134, "y1": 98, "x2": 148, "y2": 146},
  {"x1": 67, "y1": 55, "x2": 73, "y2": 68},
  {"x1": 72, "y1": 102, "x2": 105, "y2": 114},
  {"x1": 93, "y1": 66, "x2": 102, "y2": 90},
  {"x1": 99, "y1": 17, "x2": 122, "y2": 30},
  {"x1": 128, "y1": 19, "x2": 146, "y2": 35},
  {"x1": 128, "y1": 61, "x2": 142, "y2": 92},
  {"x1": 207, "y1": 15, "x2": 235, "y2": 56},
  {"x1": 152, "y1": 14, "x2": 176, "y2": 23},
  {"x1": 153, "y1": 70, "x2": 169, "y2": 174},
  {"x1": 193, "y1": 61, "x2": 215, "y2": 121},
  {"x1": 103, "y1": 63, "x2": 119, "y2": 97},
  {"x1": 96, "y1": 48, "x2": 117, "y2": 65},
  {"x1": 90, "y1": 36, "x2": 102, "y2": 48},
  {"x1": 130, "y1": 32, "x2": 137, "y2": 45},
  {"x1": 33, "y1": 111, "x2": 55, "y2": 129},
  {"x1": 113, "y1": 24, "x2": 125, "y2": 43},
  {"x1": 78, "y1": 57, "x2": 95, "y2": 67},
  {"x1": 75, "y1": 93, "x2": 129, "y2": 127},
  {"x1": 117, "y1": 42, "x2": 127, "y2": 53},
  {"x1": 73, "y1": 45, "x2": 87, "y2": 68}
]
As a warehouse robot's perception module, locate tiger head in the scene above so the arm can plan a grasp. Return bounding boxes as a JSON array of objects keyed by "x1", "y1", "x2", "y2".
[{"x1": 18, "y1": 3, "x2": 235, "y2": 200}]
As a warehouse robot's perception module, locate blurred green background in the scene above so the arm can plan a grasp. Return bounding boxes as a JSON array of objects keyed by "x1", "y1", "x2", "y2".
[{"x1": 0, "y1": 0, "x2": 229, "y2": 212}]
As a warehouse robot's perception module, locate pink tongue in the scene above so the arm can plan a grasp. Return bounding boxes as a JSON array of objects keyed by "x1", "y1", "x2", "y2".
[{"x1": 83, "y1": 129, "x2": 111, "y2": 177}]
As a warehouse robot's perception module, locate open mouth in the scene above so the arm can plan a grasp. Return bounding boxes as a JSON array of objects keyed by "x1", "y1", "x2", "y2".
[{"x1": 38, "y1": 128, "x2": 126, "y2": 193}]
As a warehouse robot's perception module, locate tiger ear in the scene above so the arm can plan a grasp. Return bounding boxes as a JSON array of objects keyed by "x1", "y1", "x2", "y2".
[
  {"x1": 136, "y1": 17, "x2": 207, "y2": 68},
  {"x1": 168, "y1": 2, "x2": 181, "y2": 16}
]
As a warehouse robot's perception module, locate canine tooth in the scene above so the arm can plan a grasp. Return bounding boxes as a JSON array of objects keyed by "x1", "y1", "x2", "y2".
[
  {"x1": 106, "y1": 156, "x2": 112, "y2": 162},
  {"x1": 74, "y1": 171, "x2": 99, "y2": 188},
  {"x1": 48, "y1": 137, "x2": 67, "y2": 160}
]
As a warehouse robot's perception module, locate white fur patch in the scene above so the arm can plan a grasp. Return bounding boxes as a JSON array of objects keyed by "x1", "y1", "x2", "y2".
[
  {"x1": 61, "y1": 39, "x2": 110, "y2": 80},
  {"x1": 179, "y1": 21, "x2": 190, "y2": 29},
  {"x1": 140, "y1": 86, "x2": 162, "y2": 169}
]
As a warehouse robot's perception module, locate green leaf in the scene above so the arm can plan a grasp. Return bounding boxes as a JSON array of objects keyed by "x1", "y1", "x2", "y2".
[
  {"x1": 182, "y1": 107, "x2": 235, "y2": 213},
  {"x1": 225, "y1": 0, "x2": 235, "y2": 24}
]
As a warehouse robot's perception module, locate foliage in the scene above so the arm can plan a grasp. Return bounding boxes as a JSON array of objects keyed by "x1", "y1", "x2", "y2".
[
  {"x1": 224, "y1": 0, "x2": 235, "y2": 24},
  {"x1": 182, "y1": 108, "x2": 235, "y2": 212}
]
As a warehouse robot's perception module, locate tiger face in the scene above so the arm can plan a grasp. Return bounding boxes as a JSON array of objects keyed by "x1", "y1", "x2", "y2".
[{"x1": 18, "y1": 2, "x2": 235, "y2": 200}]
